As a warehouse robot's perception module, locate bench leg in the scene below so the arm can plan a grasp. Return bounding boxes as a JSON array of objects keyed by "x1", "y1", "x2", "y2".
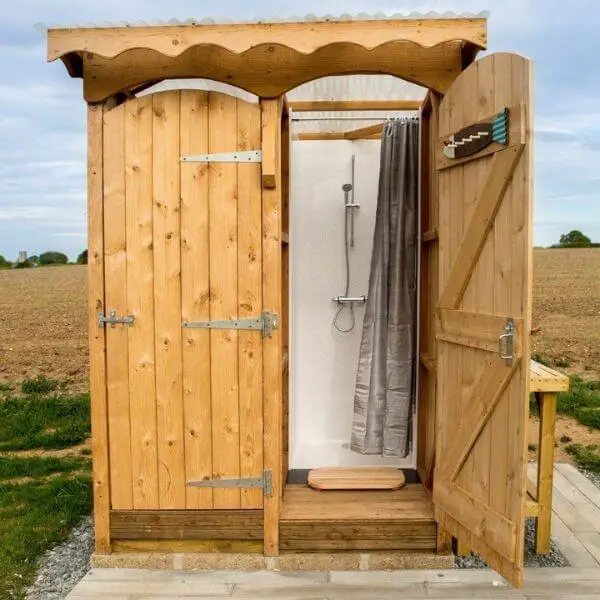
[{"x1": 535, "y1": 391, "x2": 557, "y2": 554}]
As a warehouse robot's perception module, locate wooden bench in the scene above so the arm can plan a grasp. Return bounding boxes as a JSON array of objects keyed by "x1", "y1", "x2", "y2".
[{"x1": 526, "y1": 360, "x2": 570, "y2": 553}]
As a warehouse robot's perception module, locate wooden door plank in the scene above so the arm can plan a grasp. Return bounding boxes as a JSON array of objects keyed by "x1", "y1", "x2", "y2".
[
  {"x1": 456, "y1": 57, "x2": 487, "y2": 516},
  {"x1": 261, "y1": 98, "x2": 283, "y2": 556},
  {"x1": 437, "y1": 143, "x2": 525, "y2": 310},
  {"x1": 490, "y1": 53, "x2": 520, "y2": 578},
  {"x1": 434, "y1": 481, "x2": 517, "y2": 562},
  {"x1": 103, "y1": 103, "x2": 133, "y2": 510},
  {"x1": 440, "y1": 357, "x2": 519, "y2": 481},
  {"x1": 504, "y1": 54, "x2": 533, "y2": 585},
  {"x1": 180, "y1": 90, "x2": 213, "y2": 509},
  {"x1": 209, "y1": 92, "x2": 241, "y2": 509},
  {"x1": 152, "y1": 91, "x2": 185, "y2": 509},
  {"x1": 237, "y1": 98, "x2": 264, "y2": 509},
  {"x1": 124, "y1": 95, "x2": 159, "y2": 509},
  {"x1": 87, "y1": 103, "x2": 111, "y2": 552}
]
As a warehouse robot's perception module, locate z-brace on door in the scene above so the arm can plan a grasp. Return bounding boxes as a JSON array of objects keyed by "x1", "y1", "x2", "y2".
[
  {"x1": 102, "y1": 90, "x2": 265, "y2": 511},
  {"x1": 434, "y1": 53, "x2": 532, "y2": 586}
]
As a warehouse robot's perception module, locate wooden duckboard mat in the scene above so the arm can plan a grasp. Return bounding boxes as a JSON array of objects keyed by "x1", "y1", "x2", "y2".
[
  {"x1": 280, "y1": 484, "x2": 436, "y2": 552},
  {"x1": 308, "y1": 467, "x2": 406, "y2": 491}
]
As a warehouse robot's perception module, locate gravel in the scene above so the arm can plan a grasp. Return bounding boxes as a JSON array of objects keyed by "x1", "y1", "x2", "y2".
[
  {"x1": 580, "y1": 467, "x2": 600, "y2": 489},
  {"x1": 25, "y1": 517, "x2": 93, "y2": 600},
  {"x1": 455, "y1": 518, "x2": 570, "y2": 568}
]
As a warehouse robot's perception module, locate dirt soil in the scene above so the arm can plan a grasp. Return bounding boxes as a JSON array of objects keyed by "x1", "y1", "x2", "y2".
[
  {"x1": 529, "y1": 414, "x2": 600, "y2": 463},
  {"x1": 0, "y1": 265, "x2": 88, "y2": 389},
  {"x1": 532, "y1": 248, "x2": 600, "y2": 380}
]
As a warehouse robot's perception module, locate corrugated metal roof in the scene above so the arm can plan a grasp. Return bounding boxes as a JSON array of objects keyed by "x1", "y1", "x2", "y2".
[{"x1": 39, "y1": 11, "x2": 489, "y2": 31}]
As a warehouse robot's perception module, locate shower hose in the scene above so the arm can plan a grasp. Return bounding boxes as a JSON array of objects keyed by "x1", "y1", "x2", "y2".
[{"x1": 333, "y1": 204, "x2": 356, "y2": 333}]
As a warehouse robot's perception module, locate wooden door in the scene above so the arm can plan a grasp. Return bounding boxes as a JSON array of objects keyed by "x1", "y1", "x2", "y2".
[
  {"x1": 102, "y1": 90, "x2": 264, "y2": 511},
  {"x1": 434, "y1": 53, "x2": 532, "y2": 586}
]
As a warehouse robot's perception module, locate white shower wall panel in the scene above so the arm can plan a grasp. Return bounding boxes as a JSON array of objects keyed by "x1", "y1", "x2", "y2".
[{"x1": 290, "y1": 139, "x2": 415, "y2": 469}]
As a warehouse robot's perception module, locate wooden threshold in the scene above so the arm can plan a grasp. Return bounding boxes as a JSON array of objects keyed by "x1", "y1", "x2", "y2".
[{"x1": 280, "y1": 483, "x2": 436, "y2": 552}]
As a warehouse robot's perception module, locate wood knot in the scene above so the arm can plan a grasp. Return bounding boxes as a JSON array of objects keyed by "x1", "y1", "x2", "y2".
[
  {"x1": 166, "y1": 232, "x2": 173, "y2": 240},
  {"x1": 172, "y1": 38, "x2": 180, "y2": 46}
]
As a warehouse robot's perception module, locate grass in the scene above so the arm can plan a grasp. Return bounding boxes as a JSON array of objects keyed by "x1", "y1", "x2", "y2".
[
  {"x1": 0, "y1": 455, "x2": 90, "y2": 480},
  {"x1": 0, "y1": 476, "x2": 91, "y2": 599},
  {"x1": 556, "y1": 376, "x2": 600, "y2": 429},
  {"x1": 565, "y1": 444, "x2": 600, "y2": 475},
  {"x1": 0, "y1": 391, "x2": 90, "y2": 451},
  {"x1": 529, "y1": 374, "x2": 600, "y2": 475},
  {"x1": 0, "y1": 382, "x2": 92, "y2": 598},
  {"x1": 20, "y1": 375, "x2": 59, "y2": 395}
]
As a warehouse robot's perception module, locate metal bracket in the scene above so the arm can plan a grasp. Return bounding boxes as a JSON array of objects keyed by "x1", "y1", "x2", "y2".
[
  {"x1": 182, "y1": 310, "x2": 278, "y2": 338},
  {"x1": 498, "y1": 318, "x2": 515, "y2": 365},
  {"x1": 98, "y1": 310, "x2": 135, "y2": 328},
  {"x1": 180, "y1": 150, "x2": 262, "y2": 163},
  {"x1": 188, "y1": 470, "x2": 272, "y2": 496}
]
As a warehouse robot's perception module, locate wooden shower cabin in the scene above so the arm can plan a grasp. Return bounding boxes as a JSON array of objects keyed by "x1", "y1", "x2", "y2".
[{"x1": 47, "y1": 14, "x2": 534, "y2": 586}]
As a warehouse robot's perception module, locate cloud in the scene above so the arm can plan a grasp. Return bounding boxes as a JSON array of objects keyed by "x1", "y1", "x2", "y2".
[{"x1": 0, "y1": 0, "x2": 598, "y2": 257}]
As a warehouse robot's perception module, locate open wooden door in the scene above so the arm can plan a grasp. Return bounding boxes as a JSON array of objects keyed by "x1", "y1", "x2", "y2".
[
  {"x1": 102, "y1": 90, "x2": 265, "y2": 512},
  {"x1": 434, "y1": 53, "x2": 532, "y2": 586}
]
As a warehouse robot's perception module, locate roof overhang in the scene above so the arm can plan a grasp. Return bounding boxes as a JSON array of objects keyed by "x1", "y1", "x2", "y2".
[{"x1": 46, "y1": 16, "x2": 487, "y2": 102}]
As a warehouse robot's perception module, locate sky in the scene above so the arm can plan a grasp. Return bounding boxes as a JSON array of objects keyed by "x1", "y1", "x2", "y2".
[{"x1": 0, "y1": 1, "x2": 598, "y2": 260}]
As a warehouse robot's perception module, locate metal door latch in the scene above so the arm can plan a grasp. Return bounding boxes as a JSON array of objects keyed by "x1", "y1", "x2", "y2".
[
  {"x1": 182, "y1": 311, "x2": 278, "y2": 338},
  {"x1": 188, "y1": 470, "x2": 273, "y2": 496},
  {"x1": 498, "y1": 318, "x2": 515, "y2": 365},
  {"x1": 98, "y1": 310, "x2": 135, "y2": 328}
]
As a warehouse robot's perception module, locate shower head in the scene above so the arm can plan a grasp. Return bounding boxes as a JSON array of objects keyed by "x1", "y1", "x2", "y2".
[{"x1": 342, "y1": 183, "x2": 353, "y2": 192}]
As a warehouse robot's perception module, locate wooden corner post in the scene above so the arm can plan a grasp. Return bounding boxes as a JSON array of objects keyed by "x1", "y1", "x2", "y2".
[
  {"x1": 261, "y1": 97, "x2": 283, "y2": 556},
  {"x1": 88, "y1": 103, "x2": 111, "y2": 554}
]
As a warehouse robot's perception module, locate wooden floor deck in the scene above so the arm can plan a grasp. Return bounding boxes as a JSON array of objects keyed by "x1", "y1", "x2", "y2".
[{"x1": 279, "y1": 483, "x2": 437, "y2": 552}]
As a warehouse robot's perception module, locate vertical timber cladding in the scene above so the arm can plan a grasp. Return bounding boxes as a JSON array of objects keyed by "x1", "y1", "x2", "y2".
[
  {"x1": 434, "y1": 53, "x2": 532, "y2": 586},
  {"x1": 102, "y1": 90, "x2": 264, "y2": 512}
]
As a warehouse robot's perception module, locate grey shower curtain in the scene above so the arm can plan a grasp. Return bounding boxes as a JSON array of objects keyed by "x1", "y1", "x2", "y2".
[{"x1": 351, "y1": 118, "x2": 419, "y2": 457}]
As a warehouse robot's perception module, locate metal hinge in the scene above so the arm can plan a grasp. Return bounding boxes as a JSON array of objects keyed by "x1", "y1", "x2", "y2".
[
  {"x1": 498, "y1": 318, "x2": 515, "y2": 365},
  {"x1": 182, "y1": 311, "x2": 278, "y2": 338},
  {"x1": 188, "y1": 470, "x2": 272, "y2": 496},
  {"x1": 180, "y1": 150, "x2": 262, "y2": 163},
  {"x1": 98, "y1": 310, "x2": 135, "y2": 328}
]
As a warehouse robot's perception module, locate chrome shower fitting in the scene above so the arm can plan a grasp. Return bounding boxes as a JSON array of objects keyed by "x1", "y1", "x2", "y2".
[{"x1": 332, "y1": 173, "x2": 367, "y2": 334}]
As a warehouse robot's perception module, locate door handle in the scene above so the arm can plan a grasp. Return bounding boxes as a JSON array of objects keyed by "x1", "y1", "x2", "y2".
[{"x1": 498, "y1": 318, "x2": 515, "y2": 365}]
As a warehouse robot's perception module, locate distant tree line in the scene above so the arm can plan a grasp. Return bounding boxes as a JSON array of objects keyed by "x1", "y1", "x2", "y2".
[
  {"x1": 552, "y1": 230, "x2": 599, "y2": 248},
  {"x1": 0, "y1": 249, "x2": 88, "y2": 269}
]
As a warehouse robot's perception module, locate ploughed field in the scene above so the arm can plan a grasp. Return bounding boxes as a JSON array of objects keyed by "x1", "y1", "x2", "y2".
[
  {"x1": 1, "y1": 250, "x2": 598, "y2": 386},
  {"x1": 532, "y1": 248, "x2": 600, "y2": 379}
]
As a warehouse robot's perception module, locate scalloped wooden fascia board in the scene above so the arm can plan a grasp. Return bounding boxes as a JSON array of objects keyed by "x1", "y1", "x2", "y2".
[
  {"x1": 81, "y1": 41, "x2": 465, "y2": 102},
  {"x1": 47, "y1": 17, "x2": 487, "y2": 62}
]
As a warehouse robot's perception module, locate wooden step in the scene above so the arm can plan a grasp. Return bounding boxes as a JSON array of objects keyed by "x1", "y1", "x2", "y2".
[{"x1": 308, "y1": 467, "x2": 406, "y2": 491}]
